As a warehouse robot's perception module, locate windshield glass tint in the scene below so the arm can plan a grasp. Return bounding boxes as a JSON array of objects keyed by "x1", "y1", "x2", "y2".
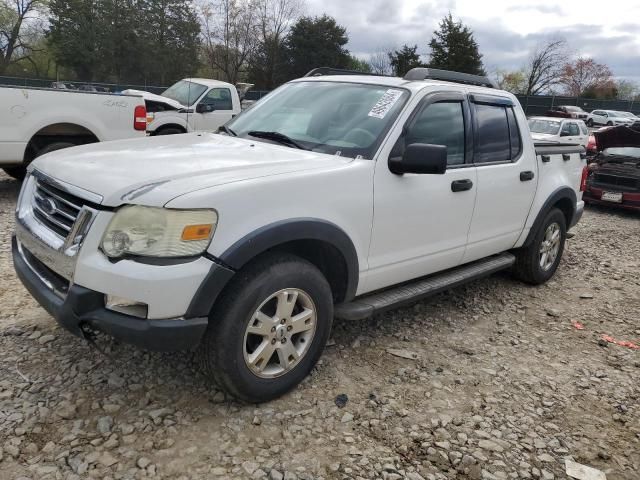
[
  {"x1": 528, "y1": 119, "x2": 561, "y2": 134},
  {"x1": 162, "y1": 80, "x2": 207, "y2": 106},
  {"x1": 227, "y1": 81, "x2": 409, "y2": 159},
  {"x1": 604, "y1": 147, "x2": 640, "y2": 158}
]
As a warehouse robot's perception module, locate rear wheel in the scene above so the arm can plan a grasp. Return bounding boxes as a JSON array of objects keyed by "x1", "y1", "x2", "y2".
[
  {"x1": 606, "y1": 121, "x2": 613, "y2": 126},
  {"x1": 198, "y1": 253, "x2": 333, "y2": 402},
  {"x1": 513, "y1": 208, "x2": 566, "y2": 285},
  {"x1": 586, "y1": 118, "x2": 594, "y2": 127},
  {"x1": 156, "y1": 127, "x2": 184, "y2": 135}
]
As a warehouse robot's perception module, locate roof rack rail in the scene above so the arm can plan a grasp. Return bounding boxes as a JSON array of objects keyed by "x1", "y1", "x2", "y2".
[
  {"x1": 403, "y1": 68, "x2": 496, "y2": 88},
  {"x1": 304, "y1": 67, "x2": 382, "y2": 77}
]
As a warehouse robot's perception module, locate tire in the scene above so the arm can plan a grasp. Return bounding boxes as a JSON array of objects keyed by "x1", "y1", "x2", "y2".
[
  {"x1": 198, "y1": 253, "x2": 333, "y2": 402},
  {"x1": 156, "y1": 127, "x2": 184, "y2": 135},
  {"x1": 606, "y1": 121, "x2": 613, "y2": 126},
  {"x1": 2, "y1": 141, "x2": 76, "y2": 181},
  {"x1": 513, "y1": 208, "x2": 567, "y2": 285},
  {"x1": 2, "y1": 166, "x2": 27, "y2": 180},
  {"x1": 586, "y1": 119, "x2": 594, "y2": 127}
]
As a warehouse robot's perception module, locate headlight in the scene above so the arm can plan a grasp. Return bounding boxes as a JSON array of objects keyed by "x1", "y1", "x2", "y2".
[{"x1": 101, "y1": 205, "x2": 218, "y2": 258}]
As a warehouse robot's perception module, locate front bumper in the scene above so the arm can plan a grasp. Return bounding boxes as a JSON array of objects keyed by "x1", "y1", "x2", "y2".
[{"x1": 13, "y1": 235, "x2": 209, "y2": 351}]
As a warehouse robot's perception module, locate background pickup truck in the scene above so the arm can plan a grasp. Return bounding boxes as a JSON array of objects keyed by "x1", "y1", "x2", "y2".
[
  {"x1": 0, "y1": 85, "x2": 147, "y2": 179},
  {"x1": 13, "y1": 67, "x2": 586, "y2": 403},
  {"x1": 123, "y1": 78, "x2": 249, "y2": 135}
]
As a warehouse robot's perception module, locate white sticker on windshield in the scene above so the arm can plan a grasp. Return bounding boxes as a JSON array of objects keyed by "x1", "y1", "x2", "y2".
[{"x1": 368, "y1": 89, "x2": 404, "y2": 119}]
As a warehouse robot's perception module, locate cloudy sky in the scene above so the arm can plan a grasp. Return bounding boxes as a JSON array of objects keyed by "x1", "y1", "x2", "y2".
[{"x1": 307, "y1": 0, "x2": 640, "y2": 81}]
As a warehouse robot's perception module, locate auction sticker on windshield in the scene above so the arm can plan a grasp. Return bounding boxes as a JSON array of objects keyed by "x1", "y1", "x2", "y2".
[{"x1": 368, "y1": 89, "x2": 404, "y2": 119}]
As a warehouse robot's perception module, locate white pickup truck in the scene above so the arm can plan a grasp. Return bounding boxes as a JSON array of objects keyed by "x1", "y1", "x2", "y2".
[
  {"x1": 0, "y1": 85, "x2": 147, "y2": 179},
  {"x1": 13, "y1": 68, "x2": 587, "y2": 402},
  {"x1": 123, "y1": 78, "x2": 247, "y2": 135}
]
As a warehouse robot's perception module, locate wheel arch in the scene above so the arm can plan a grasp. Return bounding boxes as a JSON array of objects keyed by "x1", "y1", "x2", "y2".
[
  {"x1": 25, "y1": 122, "x2": 99, "y2": 162},
  {"x1": 185, "y1": 219, "x2": 360, "y2": 319},
  {"x1": 523, "y1": 187, "x2": 576, "y2": 247}
]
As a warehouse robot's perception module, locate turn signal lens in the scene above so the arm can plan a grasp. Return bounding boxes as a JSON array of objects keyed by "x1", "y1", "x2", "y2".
[{"x1": 182, "y1": 224, "x2": 213, "y2": 241}]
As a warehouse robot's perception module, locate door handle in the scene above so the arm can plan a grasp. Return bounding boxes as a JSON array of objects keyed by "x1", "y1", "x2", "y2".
[
  {"x1": 451, "y1": 179, "x2": 473, "y2": 192},
  {"x1": 520, "y1": 171, "x2": 535, "y2": 181}
]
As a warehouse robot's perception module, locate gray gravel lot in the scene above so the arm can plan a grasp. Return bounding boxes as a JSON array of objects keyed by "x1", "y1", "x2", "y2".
[{"x1": 0, "y1": 170, "x2": 639, "y2": 480}]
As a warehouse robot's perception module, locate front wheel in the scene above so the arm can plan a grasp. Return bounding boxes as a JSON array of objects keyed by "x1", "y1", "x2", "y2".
[
  {"x1": 586, "y1": 119, "x2": 594, "y2": 127},
  {"x1": 513, "y1": 208, "x2": 567, "y2": 285},
  {"x1": 198, "y1": 253, "x2": 333, "y2": 402}
]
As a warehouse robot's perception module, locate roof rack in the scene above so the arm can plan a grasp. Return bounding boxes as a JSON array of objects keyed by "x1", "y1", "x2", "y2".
[
  {"x1": 304, "y1": 67, "x2": 383, "y2": 77},
  {"x1": 403, "y1": 68, "x2": 496, "y2": 88}
]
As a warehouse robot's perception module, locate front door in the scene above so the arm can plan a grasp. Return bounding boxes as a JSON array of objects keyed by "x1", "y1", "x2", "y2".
[
  {"x1": 366, "y1": 92, "x2": 477, "y2": 293},
  {"x1": 193, "y1": 87, "x2": 235, "y2": 132}
]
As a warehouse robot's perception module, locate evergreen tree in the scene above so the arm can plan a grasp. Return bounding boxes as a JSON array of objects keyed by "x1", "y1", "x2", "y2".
[
  {"x1": 283, "y1": 15, "x2": 350, "y2": 80},
  {"x1": 428, "y1": 13, "x2": 485, "y2": 75},
  {"x1": 388, "y1": 44, "x2": 422, "y2": 76}
]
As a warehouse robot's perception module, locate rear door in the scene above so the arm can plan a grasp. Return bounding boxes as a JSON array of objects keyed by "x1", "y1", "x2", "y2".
[{"x1": 463, "y1": 94, "x2": 537, "y2": 263}]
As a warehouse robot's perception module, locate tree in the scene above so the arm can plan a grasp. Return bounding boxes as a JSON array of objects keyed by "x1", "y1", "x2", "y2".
[
  {"x1": 248, "y1": 0, "x2": 302, "y2": 89},
  {"x1": 368, "y1": 49, "x2": 391, "y2": 75},
  {"x1": 200, "y1": 0, "x2": 257, "y2": 84},
  {"x1": 388, "y1": 44, "x2": 421, "y2": 76},
  {"x1": 560, "y1": 57, "x2": 614, "y2": 97},
  {"x1": 428, "y1": 13, "x2": 484, "y2": 75},
  {"x1": 346, "y1": 54, "x2": 371, "y2": 73},
  {"x1": 615, "y1": 79, "x2": 638, "y2": 101},
  {"x1": 494, "y1": 68, "x2": 527, "y2": 94},
  {"x1": 522, "y1": 39, "x2": 567, "y2": 95},
  {"x1": 0, "y1": 0, "x2": 47, "y2": 74},
  {"x1": 49, "y1": 0, "x2": 200, "y2": 83},
  {"x1": 283, "y1": 14, "x2": 349, "y2": 80}
]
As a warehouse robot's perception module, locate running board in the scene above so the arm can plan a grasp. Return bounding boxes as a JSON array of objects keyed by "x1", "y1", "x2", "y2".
[{"x1": 334, "y1": 253, "x2": 516, "y2": 320}]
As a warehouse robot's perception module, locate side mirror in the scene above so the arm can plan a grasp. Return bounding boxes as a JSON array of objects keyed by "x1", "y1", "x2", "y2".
[
  {"x1": 196, "y1": 104, "x2": 215, "y2": 114},
  {"x1": 389, "y1": 143, "x2": 448, "y2": 175}
]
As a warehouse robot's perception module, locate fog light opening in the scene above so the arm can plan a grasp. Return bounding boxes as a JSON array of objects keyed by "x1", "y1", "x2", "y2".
[{"x1": 105, "y1": 295, "x2": 148, "y2": 318}]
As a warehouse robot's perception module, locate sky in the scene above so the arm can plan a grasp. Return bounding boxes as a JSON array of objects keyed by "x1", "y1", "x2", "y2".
[{"x1": 306, "y1": 0, "x2": 640, "y2": 82}]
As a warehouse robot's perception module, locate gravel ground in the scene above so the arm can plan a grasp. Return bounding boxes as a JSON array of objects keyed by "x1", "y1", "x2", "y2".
[{"x1": 1, "y1": 170, "x2": 639, "y2": 480}]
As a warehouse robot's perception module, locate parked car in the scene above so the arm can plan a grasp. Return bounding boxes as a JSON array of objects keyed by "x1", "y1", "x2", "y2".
[
  {"x1": 123, "y1": 78, "x2": 251, "y2": 135},
  {"x1": 12, "y1": 67, "x2": 586, "y2": 402},
  {"x1": 0, "y1": 85, "x2": 147, "y2": 179},
  {"x1": 50, "y1": 82, "x2": 76, "y2": 90},
  {"x1": 586, "y1": 110, "x2": 635, "y2": 127},
  {"x1": 528, "y1": 116, "x2": 589, "y2": 147},
  {"x1": 77, "y1": 84, "x2": 110, "y2": 93},
  {"x1": 583, "y1": 124, "x2": 640, "y2": 210},
  {"x1": 546, "y1": 105, "x2": 588, "y2": 120}
]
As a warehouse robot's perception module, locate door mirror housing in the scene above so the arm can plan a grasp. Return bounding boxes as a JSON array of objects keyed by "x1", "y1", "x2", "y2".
[
  {"x1": 196, "y1": 103, "x2": 215, "y2": 114},
  {"x1": 389, "y1": 143, "x2": 448, "y2": 175}
]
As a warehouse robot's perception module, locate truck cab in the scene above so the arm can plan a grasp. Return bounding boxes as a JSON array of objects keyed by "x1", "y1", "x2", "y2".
[{"x1": 138, "y1": 78, "x2": 243, "y2": 135}]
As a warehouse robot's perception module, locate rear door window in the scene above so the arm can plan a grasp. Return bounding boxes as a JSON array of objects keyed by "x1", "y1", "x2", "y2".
[{"x1": 473, "y1": 103, "x2": 521, "y2": 163}]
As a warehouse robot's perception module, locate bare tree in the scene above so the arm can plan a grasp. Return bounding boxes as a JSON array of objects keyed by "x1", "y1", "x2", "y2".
[
  {"x1": 523, "y1": 39, "x2": 568, "y2": 95},
  {"x1": 200, "y1": 0, "x2": 258, "y2": 84},
  {"x1": 368, "y1": 49, "x2": 392, "y2": 75},
  {"x1": 0, "y1": 0, "x2": 46, "y2": 75},
  {"x1": 251, "y1": 0, "x2": 303, "y2": 88}
]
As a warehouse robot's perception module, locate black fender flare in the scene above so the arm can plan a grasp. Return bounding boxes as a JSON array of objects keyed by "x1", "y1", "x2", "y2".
[
  {"x1": 523, "y1": 187, "x2": 577, "y2": 247},
  {"x1": 185, "y1": 218, "x2": 359, "y2": 319}
]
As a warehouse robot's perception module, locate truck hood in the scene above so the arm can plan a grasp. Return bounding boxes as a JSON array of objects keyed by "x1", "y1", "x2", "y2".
[
  {"x1": 121, "y1": 89, "x2": 184, "y2": 110},
  {"x1": 595, "y1": 125, "x2": 640, "y2": 151},
  {"x1": 32, "y1": 133, "x2": 353, "y2": 207}
]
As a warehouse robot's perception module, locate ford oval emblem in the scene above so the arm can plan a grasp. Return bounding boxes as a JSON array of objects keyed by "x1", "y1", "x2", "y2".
[{"x1": 42, "y1": 198, "x2": 58, "y2": 216}]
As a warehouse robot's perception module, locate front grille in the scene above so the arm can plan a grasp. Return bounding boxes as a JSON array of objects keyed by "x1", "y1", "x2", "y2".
[
  {"x1": 32, "y1": 178, "x2": 85, "y2": 238},
  {"x1": 593, "y1": 173, "x2": 638, "y2": 190}
]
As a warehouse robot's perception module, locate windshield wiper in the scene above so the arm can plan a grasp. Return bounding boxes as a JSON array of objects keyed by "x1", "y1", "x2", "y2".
[
  {"x1": 217, "y1": 125, "x2": 237, "y2": 137},
  {"x1": 248, "y1": 131, "x2": 307, "y2": 150}
]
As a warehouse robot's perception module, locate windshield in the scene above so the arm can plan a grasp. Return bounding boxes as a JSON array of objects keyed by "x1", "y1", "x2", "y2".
[
  {"x1": 529, "y1": 119, "x2": 561, "y2": 135},
  {"x1": 564, "y1": 106, "x2": 582, "y2": 112},
  {"x1": 162, "y1": 80, "x2": 207, "y2": 106},
  {"x1": 226, "y1": 81, "x2": 410, "y2": 159},
  {"x1": 603, "y1": 147, "x2": 640, "y2": 158},
  {"x1": 617, "y1": 112, "x2": 637, "y2": 118}
]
